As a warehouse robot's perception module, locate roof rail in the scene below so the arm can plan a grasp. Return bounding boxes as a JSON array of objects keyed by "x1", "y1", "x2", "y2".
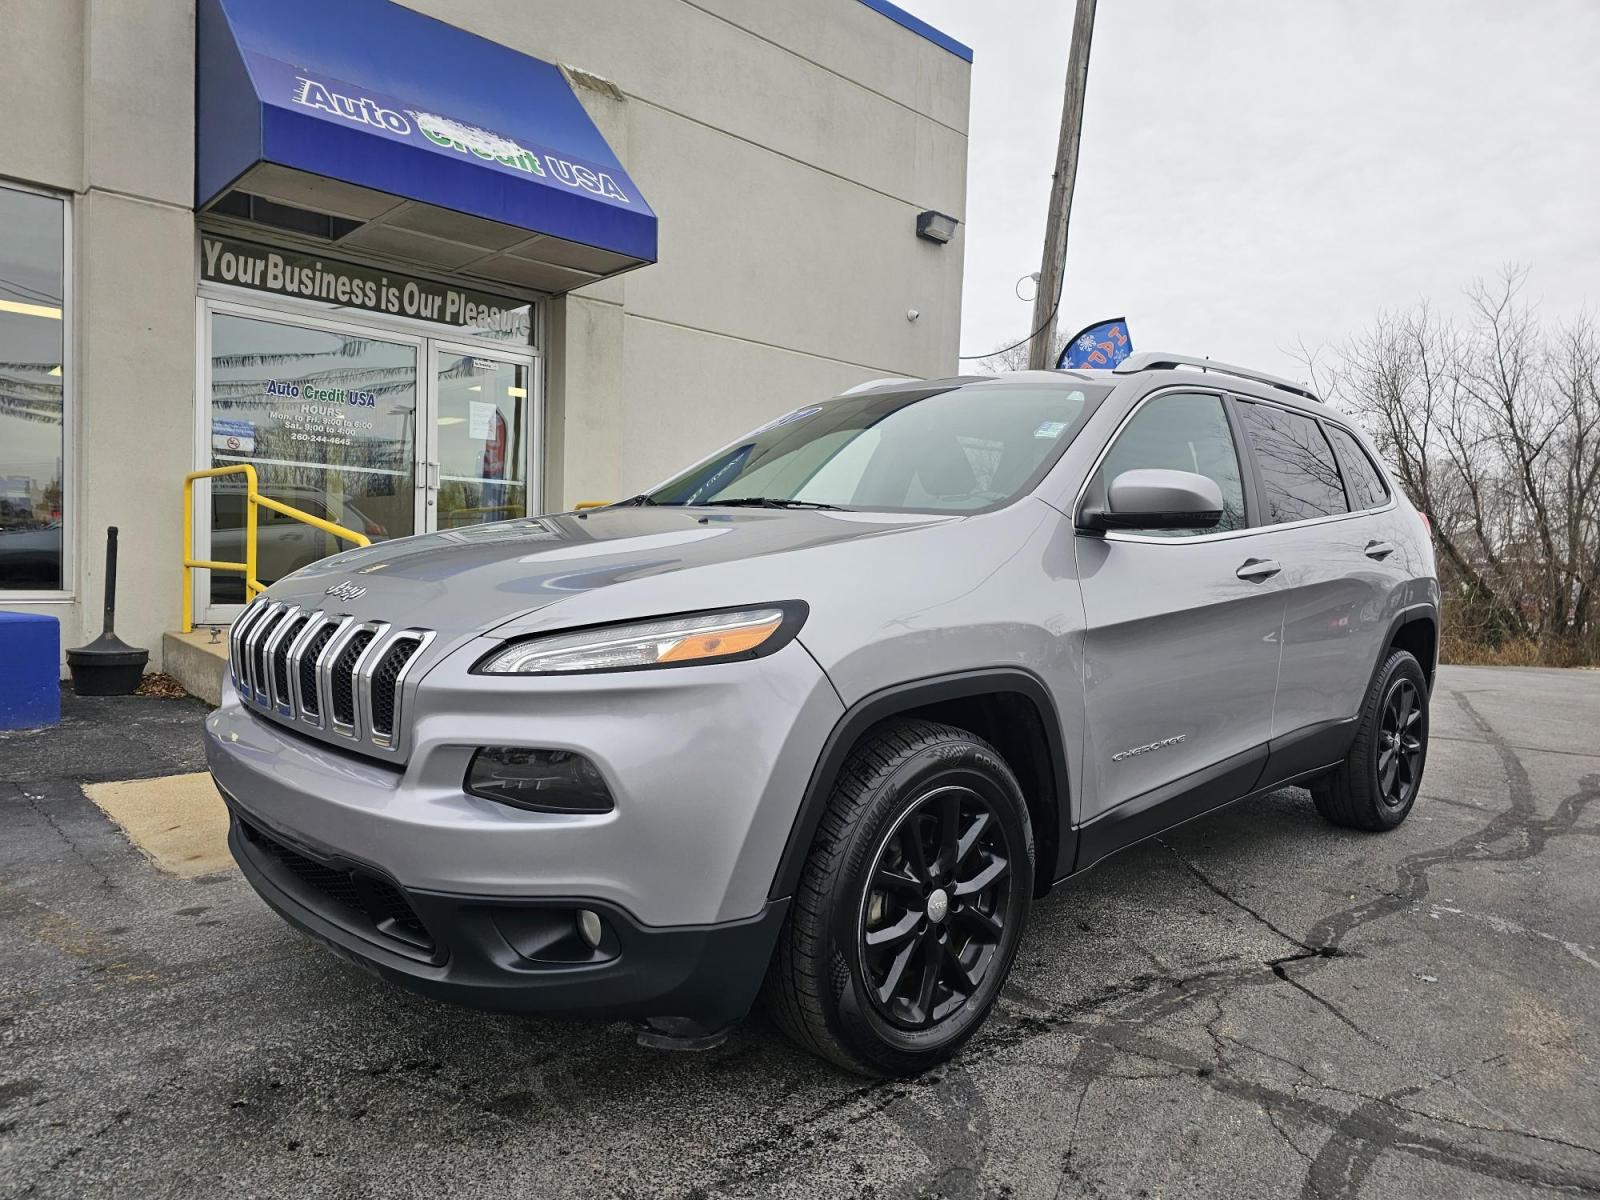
[{"x1": 1111, "y1": 352, "x2": 1320, "y2": 404}]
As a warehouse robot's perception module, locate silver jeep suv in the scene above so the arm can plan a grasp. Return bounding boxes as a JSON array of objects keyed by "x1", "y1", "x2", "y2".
[{"x1": 206, "y1": 353, "x2": 1439, "y2": 1076}]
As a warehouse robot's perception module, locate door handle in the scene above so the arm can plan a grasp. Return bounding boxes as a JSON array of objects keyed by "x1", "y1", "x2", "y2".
[
  {"x1": 1236, "y1": 557, "x2": 1281, "y2": 581},
  {"x1": 1364, "y1": 540, "x2": 1397, "y2": 560}
]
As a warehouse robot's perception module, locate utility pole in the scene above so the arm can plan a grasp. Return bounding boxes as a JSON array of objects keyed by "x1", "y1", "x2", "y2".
[{"x1": 1027, "y1": 0, "x2": 1098, "y2": 370}]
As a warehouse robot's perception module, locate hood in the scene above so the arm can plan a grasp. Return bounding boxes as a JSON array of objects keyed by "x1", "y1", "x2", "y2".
[{"x1": 256, "y1": 506, "x2": 955, "y2": 638}]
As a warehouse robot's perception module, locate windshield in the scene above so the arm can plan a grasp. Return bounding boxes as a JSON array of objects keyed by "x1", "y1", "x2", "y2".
[{"x1": 647, "y1": 380, "x2": 1109, "y2": 513}]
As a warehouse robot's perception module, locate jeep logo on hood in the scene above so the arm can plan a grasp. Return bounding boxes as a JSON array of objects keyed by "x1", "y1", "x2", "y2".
[{"x1": 325, "y1": 581, "x2": 367, "y2": 602}]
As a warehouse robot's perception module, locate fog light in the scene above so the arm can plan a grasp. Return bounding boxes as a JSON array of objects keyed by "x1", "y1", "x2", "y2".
[
  {"x1": 576, "y1": 909, "x2": 604, "y2": 949},
  {"x1": 466, "y1": 747, "x2": 614, "y2": 813}
]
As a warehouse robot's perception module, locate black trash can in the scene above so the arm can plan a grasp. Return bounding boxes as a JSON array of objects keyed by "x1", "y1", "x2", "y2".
[{"x1": 66, "y1": 527, "x2": 150, "y2": 696}]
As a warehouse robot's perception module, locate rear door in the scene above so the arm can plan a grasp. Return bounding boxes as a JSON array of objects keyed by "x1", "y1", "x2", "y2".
[
  {"x1": 1231, "y1": 400, "x2": 1391, "y2": 763},
  {"x1": 1074, "y1": 390, "x2": 1285, "y2": 828}
]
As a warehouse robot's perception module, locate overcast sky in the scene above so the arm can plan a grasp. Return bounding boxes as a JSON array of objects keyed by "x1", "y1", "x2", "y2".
[{"x1": 906, "y1": 0, "x2": 1600, "y2": 380}]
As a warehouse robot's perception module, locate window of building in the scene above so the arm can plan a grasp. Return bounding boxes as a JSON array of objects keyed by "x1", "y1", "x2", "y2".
[
  {"x1": 0, "y1": 184, "x2": 67, "y2": 592},
  {"x1": 1094, "y1": 392, "x2": 1247, "y2": 536},
  {"x1": 1326, "y1": 425, "x2": 1390, "y2": 510},
  {"x1": 1236, "y1": 401, "x2": 1349, "y2": 525}
]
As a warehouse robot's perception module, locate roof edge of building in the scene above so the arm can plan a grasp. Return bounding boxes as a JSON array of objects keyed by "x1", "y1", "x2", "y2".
[{"x1": 855, "y1": 0, "x2": 973, "y2": 63}]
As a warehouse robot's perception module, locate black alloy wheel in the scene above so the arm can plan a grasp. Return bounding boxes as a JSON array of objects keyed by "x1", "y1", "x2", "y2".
[
  {"x1": 765, "y1": 719, "x2": 1034, "y2": 1076},
  {"x1": 1377, "y1": 676, "x2": 1424, "y2": 808},
  {"x1": 1312, "y1": 647, "x2": 1429, "y2": 831},
  {"x1": 859, "y1": 785, "x2": 1013, "y2": 1030}
]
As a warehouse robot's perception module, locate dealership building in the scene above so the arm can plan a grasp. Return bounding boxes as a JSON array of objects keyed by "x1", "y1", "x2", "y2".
[{"x1": 0, "y1": 0, "x2": 970, "y2": 673}]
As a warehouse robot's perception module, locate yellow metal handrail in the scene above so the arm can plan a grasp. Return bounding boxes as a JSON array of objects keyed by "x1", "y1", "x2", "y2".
[{"x1": 181, "y1": 463, "x2": 371, "y2": 633}]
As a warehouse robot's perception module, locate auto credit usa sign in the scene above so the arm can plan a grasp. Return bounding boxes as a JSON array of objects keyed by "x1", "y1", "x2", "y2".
[{"x1": 245, "y1": 52, "x2": 642, "y2": 209}]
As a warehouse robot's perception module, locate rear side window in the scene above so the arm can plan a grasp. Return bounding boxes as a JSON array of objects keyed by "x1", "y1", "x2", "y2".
[
  {"x1": 1095, "y1": 392, "x2": 1246, "y2": 536},
  {"x1": 1236, "y1": 401, "x2": 1348, "y2": 524},
  {"x1": 1326, "y1": 426, "x2": 1389, "y2": 510}
]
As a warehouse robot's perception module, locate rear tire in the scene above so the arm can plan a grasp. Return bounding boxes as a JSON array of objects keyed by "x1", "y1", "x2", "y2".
[
  {"x1": 1311, "y1": 648, "x2": 1429, "y2": 831},
  {"x1": 764, "y1": 719, "x2": 1034, "y2": 1077}
]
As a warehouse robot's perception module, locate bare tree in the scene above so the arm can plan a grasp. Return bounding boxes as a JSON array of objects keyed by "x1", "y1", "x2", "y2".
[{"x1": 1315, "y1": 268, "x2": 1600, "y2": 663}]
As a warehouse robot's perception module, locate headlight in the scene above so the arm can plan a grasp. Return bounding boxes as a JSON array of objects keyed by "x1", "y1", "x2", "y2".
[{"x1": 475, "y1": 603, "x2": 806, "y2": 674}]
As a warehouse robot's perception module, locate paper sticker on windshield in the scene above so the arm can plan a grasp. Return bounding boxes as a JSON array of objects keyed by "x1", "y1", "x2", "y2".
[
  {"x1": 1034, "y1": 420, "x2": 1069, "y2": 439},
  {"x1": 754, "y1": 406, "x2": 821, "y2": 434}
]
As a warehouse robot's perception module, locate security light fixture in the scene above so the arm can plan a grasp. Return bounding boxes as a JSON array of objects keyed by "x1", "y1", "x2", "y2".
[{"x1": 916, "y1": 210, "x2": 959, "y2": 244}]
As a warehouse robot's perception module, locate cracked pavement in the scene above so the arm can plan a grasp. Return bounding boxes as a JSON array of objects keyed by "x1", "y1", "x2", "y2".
[{"x1": 2, "y1": 665, "x2": 1598, "y2": 1198}]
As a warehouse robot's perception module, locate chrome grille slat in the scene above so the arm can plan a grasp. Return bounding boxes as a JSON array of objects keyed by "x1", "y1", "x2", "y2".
[
  {"x1": 297, "y1": 618, "x2": 346, "y2": 724},
  {"x1": 246, "y1": 603, "x2": 288, "y2": 702},
  {"x1": 313, "y1": 618, "x2": 366, "y2": 733},
  {"x1": 330, "y1": 624, "x2": 385, "y2": 733},
  {"x1": 227, "y1": 599, "x2": 434, "y2": 759},
  {"x1": 228, "y1": 601, "x2": 271, "y2": 693},
  {"x1": 283, "y1": 610, "x2": 331, "y2": 727},
  {"x1": 261, "y1": 606, "x2": 305, "y2": 713},
  {"x1": 366, "y1": 633, "x2": 432, "y2": 746}
]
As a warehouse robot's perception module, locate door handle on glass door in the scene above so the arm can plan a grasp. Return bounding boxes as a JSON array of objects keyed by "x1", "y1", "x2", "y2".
[
  {"x1": 1364, "y1": 540, "x2": 1396, "y2": 560},
  {"x1": 1236, "y1": 558, "x2": 1281, "y2": 581}
]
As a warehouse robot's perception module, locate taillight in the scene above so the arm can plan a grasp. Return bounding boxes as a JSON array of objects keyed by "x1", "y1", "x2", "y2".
[{"x1": 1418, "y1": 512, "x2": 1432, "y2": 536}]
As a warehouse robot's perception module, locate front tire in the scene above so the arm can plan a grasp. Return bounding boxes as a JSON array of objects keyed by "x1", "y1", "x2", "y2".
[
  {"x1": 1311, "y1": 648, "x2": 1429, "y2": 831},
  {"x1": 765, "y1": 720, "x2": 1034, "y2": 1077}
]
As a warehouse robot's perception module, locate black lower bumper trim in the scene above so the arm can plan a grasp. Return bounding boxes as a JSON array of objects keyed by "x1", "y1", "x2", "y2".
[{"x1": 225, "y1": 805, "x2": 788, "y2": 1033}]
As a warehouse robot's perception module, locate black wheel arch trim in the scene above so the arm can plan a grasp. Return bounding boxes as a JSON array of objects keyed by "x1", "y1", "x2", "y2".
[
  {"x1": 768, "y1": 667, "x2": 1073, "y2": 904},
  {"x1": 1384, "y1": 603, "x2": 1439, "y2": 688}
]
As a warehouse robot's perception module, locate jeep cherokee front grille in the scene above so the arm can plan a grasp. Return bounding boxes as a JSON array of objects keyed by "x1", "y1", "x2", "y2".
[{"x1": 229, "y1": 600, "x2": 434, "y2": 756}]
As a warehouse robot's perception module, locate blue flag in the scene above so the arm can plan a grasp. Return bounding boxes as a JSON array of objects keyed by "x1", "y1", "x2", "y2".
[{"x1": 1057, "y1": 318, "x2": 1132, "y2": 370}]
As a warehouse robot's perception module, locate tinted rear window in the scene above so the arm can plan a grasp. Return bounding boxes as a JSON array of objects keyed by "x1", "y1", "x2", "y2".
[
  {"x1": 1326, "y1": 425, "x2": 1389, "y2": 510},
  {"x1": 1237, "y1": 401, "x2": 1349, "y2": 524}
]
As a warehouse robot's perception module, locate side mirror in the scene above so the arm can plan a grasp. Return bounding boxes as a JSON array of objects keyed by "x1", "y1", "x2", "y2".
[{"x1": 1078, "y1": 469, "x2": 1224, "y2": 532}]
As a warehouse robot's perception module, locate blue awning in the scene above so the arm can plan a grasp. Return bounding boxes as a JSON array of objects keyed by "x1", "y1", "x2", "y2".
[{"x1": 197, "y1": 0, "x2": 657, "y2": 292}]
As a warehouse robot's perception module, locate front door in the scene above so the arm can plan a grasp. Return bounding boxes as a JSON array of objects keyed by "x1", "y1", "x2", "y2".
[
  {"x1": 426, "y1": 342, "x2": 536, "y2": 531},
  {"x1": 201, "y1": 303, "x2": 538, "y2": 622},
  {"x1": 205, "y1": 308, "x2": 422, "y2": 608},
  {"x1": 1073, "y1": 390, "x2": 1285, "y2": 827}
]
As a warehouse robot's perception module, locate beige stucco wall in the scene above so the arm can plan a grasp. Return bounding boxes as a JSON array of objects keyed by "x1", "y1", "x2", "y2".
[
  {"x1": 0, "y1": 0, "x2": 968, "y2": 669},
  {"x1": 2, "y1": 0, "x2": 198, "y2": 664},
  {"x1": 438, "y1": 0, "x2": 972, "y2": 502}
]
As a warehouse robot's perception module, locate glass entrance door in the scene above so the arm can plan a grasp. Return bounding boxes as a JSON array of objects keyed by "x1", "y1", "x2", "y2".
[
  {"x1": 200, "y1": 303, "x2": 538, "y2": 622},
  {"x1": 427, "y1": 343, "x2": 534, "y2": 530},
  {"x1": 206, "y1": 309, "x2": 420, "y2": 606}
]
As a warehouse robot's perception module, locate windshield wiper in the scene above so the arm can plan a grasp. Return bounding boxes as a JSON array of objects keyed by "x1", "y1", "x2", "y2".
[
  {"x1": 611, "y1": 493, "x2": 658, "y2": 506},
  {"x1": 702, "y1": 497, "x2": 845, "y2": 511}
]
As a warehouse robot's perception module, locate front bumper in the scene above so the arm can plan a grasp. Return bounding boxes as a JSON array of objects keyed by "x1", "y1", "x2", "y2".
[
  {"x1": 204, "y1": 638, "x2": 842, "y2": 926},
  {"x1": 225, "y1": 793, "x2": 787, "y2": 1029},
  {"x1": 205, "y1": 637, "x2": 841, "y2": 1025}
]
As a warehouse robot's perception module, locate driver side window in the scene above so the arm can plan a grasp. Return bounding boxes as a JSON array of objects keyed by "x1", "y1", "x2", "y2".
[{"x1": 1095, "y1": 392, "x2": 1246, "y2": 536}]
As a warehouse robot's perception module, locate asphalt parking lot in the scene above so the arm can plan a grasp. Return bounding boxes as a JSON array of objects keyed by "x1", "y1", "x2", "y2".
[{"x1": 2, "y1": 665, "x2": 1598, "y2": 1199}]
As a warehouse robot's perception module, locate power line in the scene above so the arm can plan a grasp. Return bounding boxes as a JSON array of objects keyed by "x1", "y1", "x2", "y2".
[{"x1": 958, "y1": 296, "x2": 1062, "y2": 361}]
